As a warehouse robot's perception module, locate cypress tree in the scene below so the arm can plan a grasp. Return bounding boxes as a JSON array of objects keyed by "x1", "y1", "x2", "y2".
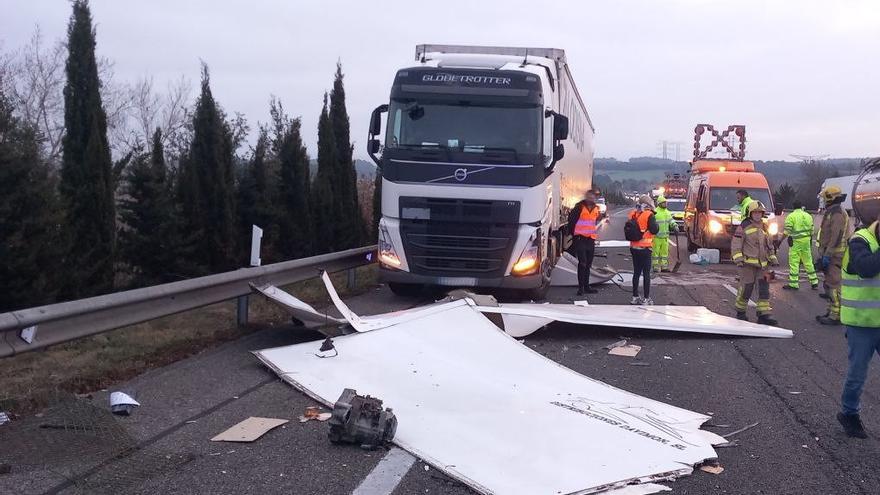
[
  {"x1": 328, "y1": 62, "x2": 367, "y2": 248},
  {"x1": 178, "y1": 64, "x2": 237, "y2": 272},
  {"x1": 0, "y1": 87, "x2": 65, "y2": 312},
  {"x1": 277, "y1": 116, "x2": 314, "y2": 259},
  {"x1": 313, "y1": 93, "x2": 338, "y2": 254},
  {"x1": 118, "y1": 128, "x2": 179, "y2": 286},
  {"x1": 59, "y1": 0, "x2": 116, "y2": 298}
]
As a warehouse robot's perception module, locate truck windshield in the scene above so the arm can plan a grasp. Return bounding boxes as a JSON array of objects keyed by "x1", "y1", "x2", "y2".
[
  {"x1": 385, "y1": 100, "x2": 541, "y2": 155},
  {"x1": 666, "y1": 200, "x2": 686, "y2": 212},
  {"x1": 709, "y1": 187, "x2": 772, "y2": 211}
]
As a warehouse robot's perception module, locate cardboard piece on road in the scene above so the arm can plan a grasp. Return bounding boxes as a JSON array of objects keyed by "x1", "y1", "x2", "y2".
[
  {"x1": 251, "y1": 283, "x2": 346, "y2": 327},
  {"x1": 700, "y1": 465, "x2": 724, "y2": 475},
  {"x1": 256, "y1": 300, "x2": 727, "y2": 495},
  {"x1": 609, "y1": 344, "x2": 642, "y2": 357},
  {"x1": 211, "y1": 417, "x2": 289, "y2": 442},
  {"x1": 473, "y1": 302, "x2": 793, "y2": 339}
]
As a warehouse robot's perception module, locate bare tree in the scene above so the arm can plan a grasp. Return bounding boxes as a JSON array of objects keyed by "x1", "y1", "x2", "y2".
[
  {"x1": 4, "y1": 27, "x2": 66, "y2": 164},
  {"x1": 115, "y1": 75, "x2": 192, "y2": 159}
]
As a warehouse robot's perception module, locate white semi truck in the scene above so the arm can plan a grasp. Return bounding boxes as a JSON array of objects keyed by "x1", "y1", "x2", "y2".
[{"x1": 367, "y1": 44, "x2": 594, "y2": 298}]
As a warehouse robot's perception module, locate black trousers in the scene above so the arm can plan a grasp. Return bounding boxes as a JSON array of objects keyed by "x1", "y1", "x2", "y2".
[
  {"x1": 631, "y1": 247, "x2": 652, "y2": 298},
  {"x1": 574, "y1": 236, "x2": 596, "y2": 289}
]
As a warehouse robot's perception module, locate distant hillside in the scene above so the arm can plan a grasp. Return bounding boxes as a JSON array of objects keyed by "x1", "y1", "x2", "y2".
[{"x1": 309, "y1": 159, "x2": 376, "y2": 179}]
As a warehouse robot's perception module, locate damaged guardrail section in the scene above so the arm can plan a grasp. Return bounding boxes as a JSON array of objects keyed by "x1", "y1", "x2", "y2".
[{"x1": 0, "y1": 245, "x2": 377, "y2": 358}]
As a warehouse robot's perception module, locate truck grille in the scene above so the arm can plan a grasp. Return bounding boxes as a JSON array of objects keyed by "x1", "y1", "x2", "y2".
[{"x1": 399, "y1": 197, "x2": 520, "y2": 278}]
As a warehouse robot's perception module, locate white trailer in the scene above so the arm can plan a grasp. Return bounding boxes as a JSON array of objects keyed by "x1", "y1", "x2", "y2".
[
  {"x1": 819, "y1": 174, "x2": 858, "y2": 213},
  {"x1": 367, "y1": 45, "x2": 595, "y2": 299}
]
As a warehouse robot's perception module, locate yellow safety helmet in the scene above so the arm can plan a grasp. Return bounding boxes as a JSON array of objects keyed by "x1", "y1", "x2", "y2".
[
  {"x1": 656, "y1": 195, "x2": 667, "y2": 205},
  {"x1": 821, "y1": 185, "x2": 844, "y2": 202},
  {"x1": 746, "y1": 200, "x2": 766, "y2": 216}
]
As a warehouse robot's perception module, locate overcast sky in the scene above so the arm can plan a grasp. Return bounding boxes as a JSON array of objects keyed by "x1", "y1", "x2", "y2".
[{"x1": 2, "y1": 0, "x2": 878, "y2": 161}]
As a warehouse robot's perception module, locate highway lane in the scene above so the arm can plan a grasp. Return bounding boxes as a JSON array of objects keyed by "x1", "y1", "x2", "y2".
[{"x1": 2, "y1": 206, "x2": 879, "y2": 494}]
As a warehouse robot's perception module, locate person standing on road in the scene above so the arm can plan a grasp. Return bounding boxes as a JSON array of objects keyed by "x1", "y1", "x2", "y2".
[
  {"x1": 628, "y1": 195, "x2": 659, "y2": 305},
  {"x1": 817, "y1": 186, "x2": 849, "y2": 325},
  {"x1": 731, "y1": 201, "x2": 779, "y2": 325},
  {"x1": 782, "y1": 201, "x2": 819, "y2": 291},
  {"x1": 837, "y1": 219, "x2": 880, "y2": 438},
  {"x1": 652, "y1": 196, "x2": 677, "y2": 272},
  {"x1": 568, "y1": 191, "x2": 601, "y2": 296},
  {"x1": 735, "y1": 190, "x2": 754, "y2": 220}
]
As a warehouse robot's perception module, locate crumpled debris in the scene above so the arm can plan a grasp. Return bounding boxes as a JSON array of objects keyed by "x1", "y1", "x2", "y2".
[
  {"x1": 0, "y1": 411, "x2": 10, "y2": 426},
  {"x1": 603, "y1": 339, "x2": 628, "y2": 350},
  {"x1": 299, "y1": 406, "x2": 332, "y2": 423},
  {"x1": 110, "y1": 392, "x2": 140, "y2": 416},
  {"x1": 700, "y1": 464, "x2": 724, "y2": 474}
]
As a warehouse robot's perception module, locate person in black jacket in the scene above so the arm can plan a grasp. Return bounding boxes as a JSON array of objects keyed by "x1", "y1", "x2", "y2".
[{"x1": 567, "y1": 192, "x2": 601, "y2": 296}]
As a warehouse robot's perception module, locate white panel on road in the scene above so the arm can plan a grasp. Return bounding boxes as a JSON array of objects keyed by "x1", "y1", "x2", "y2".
[
  {"x1": 255, "y1": 304, "x2": 725, "y2": 495},
  {"x1": 596, "y1": 239, "x2": 631, "y2": 248},
  {"x1": 551, "y1": 252, "x2": 621, "y2": 287},
  {"x1": 251, "y1": 284, "x2": 347, "y2": 327},
  {"x1": 475, "y1": 303, "x2": 793, "y2": 339}
]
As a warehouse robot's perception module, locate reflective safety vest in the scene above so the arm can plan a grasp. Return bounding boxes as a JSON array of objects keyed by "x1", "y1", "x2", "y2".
[
  {"x1": 738, "y1": 197, "x2": 755, "y2": 219},
  {"x1": 841, "y1": 224, "x2": 880, "y2": 327},
  {"x1": 654, "y1": 207, "x2": 675, "y2": 239},
  {"x1": 784, "y1": 208, "x2": 814, "y2": 241},
  {"x1": 630, "y1": 210, "x2": 654, "y2": 248},
  {"x1": 574, "y1": 205, "x2": 600, "y2": 239}
]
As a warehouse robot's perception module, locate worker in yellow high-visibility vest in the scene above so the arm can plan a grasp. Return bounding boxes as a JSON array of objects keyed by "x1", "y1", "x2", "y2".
[
  {"x1": 781, "y1": 201, "x2": 819, "y2": 290},
  {"x1": 651, "y1": 196, "x2": 677, "y2": 272}
]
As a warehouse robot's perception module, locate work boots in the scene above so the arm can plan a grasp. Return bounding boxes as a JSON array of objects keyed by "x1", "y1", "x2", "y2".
[
  {"x1": 837, "y1": 412, "x2": 868, "y2": 439},
  {"x1": 757, "y1": 314, "x2": 778, "y2": 326},
  {"x1": 736, "y1": 311, "x2": 748, "y2": 321},
  {"x1": 816, "y1": 315, "x2": 841, "y2": 326}
]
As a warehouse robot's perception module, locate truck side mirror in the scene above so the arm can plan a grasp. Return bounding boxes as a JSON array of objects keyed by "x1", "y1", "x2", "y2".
[
  {"x1": 553, "y1": 114, "x2": 569, "y2": 141},
  {"x1": 553, "y1": 143, "x2": 565, "y2": 162},
  {"x1": 368, "y1": 104, "x2": 388, "y2": 167}
]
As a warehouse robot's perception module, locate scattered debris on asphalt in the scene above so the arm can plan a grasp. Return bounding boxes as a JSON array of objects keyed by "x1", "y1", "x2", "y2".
[
  {"x1": 714, "y1": 440, "x2": 740, "y2": 448},
  {"x1": 724, "y1": 422, "x2": 760, "y2": 439},
  {"x1": 109, "y1": 391, "x2": 140, "y2": 416},
  {"x1": 211, "y1": 417, "x2": 289, "y2": 442},
  {"x1": 299, "y1": 406, "x2": 332, "y2": 423},
  {"x1": 608, "y1": 345, "x2": 642, "y2": 357},
  {"x1": 328, "y1": 389, "x2": 397, "y2": 450},
  {"x1": 789, "y1": 391, "x2": 803, "y2": 395},
  {"x1": 255, "y1": 273, "x2": 730, "y2": 495},
  {"x1": 629, "y1": 362, "x2": 651, "y2": 367},
  {"x1": 0, "y1": 411, "x2": 10, "y2": 426},
  {"x1": 663, "y1": 356, "x2": 673, "y2": 360},
  {"x1": 604, "y1": 339, "x2": 628, "y2": 350},
  {"x1": 700, "y1": 464, "x2": 724, "y2": 474}
]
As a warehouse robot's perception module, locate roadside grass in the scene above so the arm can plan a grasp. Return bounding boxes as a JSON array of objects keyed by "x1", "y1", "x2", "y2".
[{"x1": 0, "y1": 265, "x2": 377, "y2": 416}]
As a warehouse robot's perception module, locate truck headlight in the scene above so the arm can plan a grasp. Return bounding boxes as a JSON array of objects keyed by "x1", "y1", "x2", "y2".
[
  {"x1": 378, "y1": 224, "x2": 401, "y2": 268},
  {"x1": 768, "y1": 222, "x2": 779, "y2": 236},
  {"x1": 512, "y1": 231, "x2": 541, "y2": 276},
  {"x1": 708, "y1": 219, "x2": 723, "y2": 234}
]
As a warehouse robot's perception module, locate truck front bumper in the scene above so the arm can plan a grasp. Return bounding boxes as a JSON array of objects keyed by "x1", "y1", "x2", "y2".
[{"x1": 380, "y1": 266, "x2": 543, "y2": 289}]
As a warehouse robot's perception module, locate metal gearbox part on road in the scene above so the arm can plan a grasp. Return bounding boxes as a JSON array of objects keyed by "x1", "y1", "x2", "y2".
[{"x1": 328, "y1": 388, "x2": 397, "y2": 449}]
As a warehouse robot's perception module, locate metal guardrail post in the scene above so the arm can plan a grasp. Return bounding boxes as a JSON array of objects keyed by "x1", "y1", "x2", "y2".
[
  {"x1": 0, "y1": 245, "x2": 377, "y2": 358},
  {"x1": 347, "y1": 268, "x2": 357, "y2": 291},
  {"x1": 237, "y1": 296, "x2": 249, "y2": 326}
]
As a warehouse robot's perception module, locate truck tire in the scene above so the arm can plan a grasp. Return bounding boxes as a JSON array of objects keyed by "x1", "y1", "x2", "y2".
[{"x1": 388, "y1": 282, "x2": 423, "y2": 297}]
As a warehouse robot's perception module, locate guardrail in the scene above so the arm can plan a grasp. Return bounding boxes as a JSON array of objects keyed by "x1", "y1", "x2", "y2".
[{"x1": 0, "y1": 245, "x2": 377, "y2": 358}]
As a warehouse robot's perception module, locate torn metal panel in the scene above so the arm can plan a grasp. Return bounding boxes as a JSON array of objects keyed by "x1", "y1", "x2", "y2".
[
  {"x1": 250, "y1": 283, "x2": 346, "y2": 327},
  {"x1": 255, "y1": 303, "x2": 726, "y2": 495},
  {"x1": 474, "y1": 303, "x2": 793, "y2": 339},
  {"x1": 551, "y1": 253, "x2": 620, "y2": 287}
]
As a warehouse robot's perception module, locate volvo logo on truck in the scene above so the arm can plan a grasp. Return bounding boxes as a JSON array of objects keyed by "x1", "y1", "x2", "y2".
[{"x1": 367, "y1": 44, "x2": 595, "y2": 300}]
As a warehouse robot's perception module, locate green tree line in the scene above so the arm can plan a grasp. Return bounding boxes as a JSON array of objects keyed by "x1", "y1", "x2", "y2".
[{"x1": 1, "y1": 1, "x2": 374, "y2": 312}]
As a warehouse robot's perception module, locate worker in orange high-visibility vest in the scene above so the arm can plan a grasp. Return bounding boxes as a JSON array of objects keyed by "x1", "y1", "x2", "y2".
[
  {"x1": 567, "y1": 191, "x2": 602, "y2": 296},
  {"x1": 628, "y1": 195, "x2": 660, "y2": 305}
]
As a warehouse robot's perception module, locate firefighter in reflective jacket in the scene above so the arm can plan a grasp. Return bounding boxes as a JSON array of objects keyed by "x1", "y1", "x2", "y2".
[
  {"x1": 652, "y1": 196, "x2": 677, "y2": 272},
  {"x1": 567, "y1": 191, "x2": 601, "y2": 296},
  {"x1": 731, "y1": 201, "x2": 779, "y2": 325},
  {"x1": 817, "y1": 185, "x2": 849, "y2": 325},
  {"x1": 837, "y1": 220, "x2": 880, "y2": 438},
  {"x1": 782, "y1": 201, "x2": 819, "y2": 290}
]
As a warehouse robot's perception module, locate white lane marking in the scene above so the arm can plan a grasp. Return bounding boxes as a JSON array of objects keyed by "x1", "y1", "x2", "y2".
[
  {"x1": 351, "y1": 447, "x2": 417, "y2": 495},
  {"x1": 723, "y1": 283, "x2": 757, "y2": 308}
]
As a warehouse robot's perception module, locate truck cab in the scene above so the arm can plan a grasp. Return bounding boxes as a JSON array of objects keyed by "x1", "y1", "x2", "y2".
[{"x1": 368, "y1": 45, "x2": 594, "y2": 298}]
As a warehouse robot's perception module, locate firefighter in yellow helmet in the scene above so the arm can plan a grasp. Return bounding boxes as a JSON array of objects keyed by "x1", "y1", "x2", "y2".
[
  {"x1": 816, "y1": 185, "x2": 850, "y2": 325},
  {"x1": 731, "y1": 201, "x2": 779, "y2": 325}
]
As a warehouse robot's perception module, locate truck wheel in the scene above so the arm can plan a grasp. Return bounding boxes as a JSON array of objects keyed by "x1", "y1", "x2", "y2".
[{"x1": 388, "y1": 282, "x2": 423, "y2": 297}]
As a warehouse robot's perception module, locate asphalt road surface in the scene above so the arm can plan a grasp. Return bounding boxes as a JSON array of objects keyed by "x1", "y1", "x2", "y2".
[{"x1": 3, "y1": 206, "x2": 880, "y2": 495}]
